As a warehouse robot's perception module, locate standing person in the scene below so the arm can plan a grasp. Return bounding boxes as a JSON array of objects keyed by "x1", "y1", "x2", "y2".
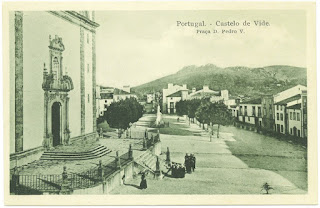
[
  {"x1": 185, "y1": 154, "x2": 192, "y2": 174},
  {"x1": 190, "y1": 154, "x2": 196, "y2": 172},
  {"x1": 184, "y1": 153, "x2": 189, "y2": 172},
  {"x1": 186, "y1": 159, "x2": 192, "y2": 173},
  {"x1": 140, "y1": 172, "x2": 147, "y2": 189}
]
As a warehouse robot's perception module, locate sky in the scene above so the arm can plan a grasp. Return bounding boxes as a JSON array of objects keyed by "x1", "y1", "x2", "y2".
[{"x1": 95, "y1": 10, "x2": 306, "y2": 88}]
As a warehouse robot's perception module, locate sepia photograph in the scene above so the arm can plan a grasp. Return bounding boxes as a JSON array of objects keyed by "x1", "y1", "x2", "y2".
[{"x1": 2, "y1": 0, "x2": 317, "y2": 206}]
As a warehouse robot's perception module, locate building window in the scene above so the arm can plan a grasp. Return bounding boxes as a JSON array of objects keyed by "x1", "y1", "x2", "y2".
[
  {"x1": 240, "y1": 106, "x2": 243, "y2": 115},
  {"x1": 258, "y1": 107, "x2": 261, "y2": 117},
  {"x1": 293, "y1": 112, "x2": 296, "y2": 120},
  {"x1": 280, "y1": 105, "x2": 282, "y2": 111},
  {"x1": 277, "y1": 113, "x2": 279, "y2": 120},
  {"x1": 244, "y1": 106, "x2": 247, "y2": 116},
  {"x1": 290, "y1": 128, "x2": 292, "y2": 135},
  {"x1": 280, "y1": 113, "x2": 283, "y2": 121},
  {"x1": 297, "y1": 112, "x2": 300, "y2": 121},
  {"x1": 277, "y1": 105, "x2": 279, "y2": 110},
  {"x1": 248, "y1": 117, "x2": 250, "y2": 121},
  {"x1": 281, "y1": 125, "x2": 283, "y2": 133},
  {"x1": 87, "y1": 33, "x2": 90, "y2": 44},
  {"x1": 298, "y1": 130, "x2": 300, "y2": 137},
  {"x1": 252, "y1": 106, "x2": 256, "y2": 116},
  {"x1": 52, "y1": 57, "x2": 60, "y2": 79},
  {"x1": 263, "y1": 107, "x2": 266, "y2": 116},
  {"x1": 290, "y1": 112, "x2": 292, "y2": 120}
]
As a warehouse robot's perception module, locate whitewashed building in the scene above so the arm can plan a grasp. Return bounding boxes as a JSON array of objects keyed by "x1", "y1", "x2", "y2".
[
  {"x1": 162, "y1": 83, "x2": 188, "y2": 113},
  {"x1": 10, "y1": 11, "x2": 99, "y2": 168},
  {"x1": 274, "y1": 85, "x2": 307, "y2": 137},
  {"x1": 238, "y1": 98, "x2": 262, "y2": 127}
]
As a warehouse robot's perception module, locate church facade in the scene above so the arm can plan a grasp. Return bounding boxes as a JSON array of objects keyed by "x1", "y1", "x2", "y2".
[{"x1": 9, "y1": 11, "x2": 99, "y2": 168}]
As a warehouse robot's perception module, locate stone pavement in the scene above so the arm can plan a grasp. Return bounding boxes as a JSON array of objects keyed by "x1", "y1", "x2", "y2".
[
  {"x1": 111, "y1": 116, "x2": 306, "y2": 195},
  {"x1": 15, "y1": 114, "x2": 158, "y2": 176}
]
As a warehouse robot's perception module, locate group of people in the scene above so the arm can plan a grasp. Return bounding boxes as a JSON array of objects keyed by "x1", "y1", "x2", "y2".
[
  {"x1": 169, "y1": 162, "x2": 186, "y2": 178},
  {"x1": 136, "y1": 153, "x2": 196, "y2": 189},
  {"x1": 184, "y1": 153, "x2": 196, "y2": 173},
  {"x1": 164, "y1": 154, "x2": 196, "y2": 178}
]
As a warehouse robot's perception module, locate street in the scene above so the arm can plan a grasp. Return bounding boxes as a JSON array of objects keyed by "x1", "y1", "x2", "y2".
[{"x1": 111, "y1": 114, "x2": 307, "y2": 194}]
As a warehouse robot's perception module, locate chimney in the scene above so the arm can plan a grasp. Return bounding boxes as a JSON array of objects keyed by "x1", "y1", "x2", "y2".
[
  {"x1": 168, "y1": 83, "x2": 173, "y2": 89},
  {"x1": 203, "y1": 85, "x2": 209, "y2": 92},
  {"x1": 123, "y1": 85, "x2": 131, "y2": 93},
  {"x1": 192, "y1": 88, "x2": 196, "y2": 93},
  {"x1": 183, "y1": 84, "x2": 187, "y2": 89}
]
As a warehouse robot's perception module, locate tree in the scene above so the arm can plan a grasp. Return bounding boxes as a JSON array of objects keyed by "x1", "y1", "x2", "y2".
[
  {"x1": 208, "y1": 102, "x2": 232, "y2": 138},
  {"x1": 187, "y1": 99, "x2": 201, "y2": 123},
  {"x1": 175, "y1": 100, "x2": 188, "y2": 116},
  {"x1": 104, "y1": 98, "x2": 143, "y2": 137},
  {"x1": 195, "y1": 98, "x2": 211, "y2": 129}
]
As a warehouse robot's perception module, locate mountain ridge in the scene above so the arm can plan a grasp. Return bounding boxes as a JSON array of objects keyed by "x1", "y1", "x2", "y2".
[{"x1": 132, "y1": 64, "x2": 307, "y2": 98}]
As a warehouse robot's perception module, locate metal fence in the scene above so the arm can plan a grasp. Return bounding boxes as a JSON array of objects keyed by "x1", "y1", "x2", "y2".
[
  {"x1": 11, "y1": 151, "x2": 133, "y2": 194},
  {"x1": 16, "y1": 174, "x2": 62, "y2": 191}
]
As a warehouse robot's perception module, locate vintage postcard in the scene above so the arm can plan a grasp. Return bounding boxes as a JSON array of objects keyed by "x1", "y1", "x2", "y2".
[{"x1": 2, "y1": 1, "x2": 317, "y2": 206}]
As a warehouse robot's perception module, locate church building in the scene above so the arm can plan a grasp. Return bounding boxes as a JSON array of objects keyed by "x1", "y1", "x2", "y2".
[{"x1": 9, "y1": 11, "x2": 99, "y2": 168}]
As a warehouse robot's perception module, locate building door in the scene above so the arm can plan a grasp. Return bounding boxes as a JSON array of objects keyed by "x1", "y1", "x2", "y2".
[
  {"x1": 52, "y1": 102, "x2": 61, "y2": 146},
  {"x1": 293, "y1": 127, "x2": 297, "y2": 137},
  {"x1": 277, "y1": 124, "x2": 280, "y2": 133},
  {"x1": 170, "y1": 102, "x2": 174, "y2": 114}
]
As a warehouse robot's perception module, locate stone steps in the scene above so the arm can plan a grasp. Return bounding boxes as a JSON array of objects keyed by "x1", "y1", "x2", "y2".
[
  {"x1": 135, "y1": 151, "x2": 166, "y2": 173},
  {"x1": 138, "y1": 151, "x2": 157, "y2": 170},
  {"x1": 40, "y1": 145, "x2": 112, "y2": 160}
]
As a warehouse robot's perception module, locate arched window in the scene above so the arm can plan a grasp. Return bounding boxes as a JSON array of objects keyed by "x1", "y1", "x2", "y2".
[{"x1": 53, "y1": 57, "x2": 60, "y2": 79}]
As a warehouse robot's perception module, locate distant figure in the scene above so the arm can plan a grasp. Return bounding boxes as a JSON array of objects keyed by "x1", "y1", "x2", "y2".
[
  {"x1": 261, "y1": 182, "x2": 273, "y2": 194},
  {"x1": 177, "y1": 117, "x2": 180, "y2": 122},
  {"x1": 122, "y1": 175, "x2": 126, "y2": 184},
  {"x1": 191, "y1": 154, "x2": 196, "y2": 172},
  {"x1": 140, "y1": 173, "x2": 147, "y2": 189},
  {"x1": 185, "y1": 154, "x2": 192, "y2": 174}
]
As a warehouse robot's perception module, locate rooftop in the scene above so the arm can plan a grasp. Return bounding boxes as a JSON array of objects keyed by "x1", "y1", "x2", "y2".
[
  {"x1": 167, "y1": 90, "x2": 184, "y2": 97},
  {"x1": 114, "y1": 88, "x2": 132, "y2": 95},
  {"x1": 275, "y1": 94, "x2": 301, "y2": 105},
  {"x1": 240, "y1": 98, "x2": 262, "y2": 104},
  {"x1": 287, "y1": 103, "x2": 302, "y2": 110},
  {"x1": 101, "y1": 93, "x2": 113, "y2": 99}
]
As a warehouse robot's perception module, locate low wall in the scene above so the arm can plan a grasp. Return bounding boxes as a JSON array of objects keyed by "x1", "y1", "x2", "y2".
[
  {"x1": 73, "y1": 141, "x2": 161, "y2": 195},
  {"x1": 72, "y1": 161, "x2": 135, "y2": 195},
  {"x1": 10, "y1": 146, "x2": 44, "y2": 169},
  {"x1": 70, "y1": 132, "x2": 97, "y2": 144}
]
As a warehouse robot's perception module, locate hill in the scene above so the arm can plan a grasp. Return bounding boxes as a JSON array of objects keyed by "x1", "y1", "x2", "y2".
[{"x1": 132, "y1": 64, "x2": 307, "y2": 98}]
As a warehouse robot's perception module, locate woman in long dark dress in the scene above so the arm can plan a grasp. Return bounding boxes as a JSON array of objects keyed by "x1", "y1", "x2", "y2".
[{"x1": 140, "y1": 173, "x2": 147, "y2": 189}]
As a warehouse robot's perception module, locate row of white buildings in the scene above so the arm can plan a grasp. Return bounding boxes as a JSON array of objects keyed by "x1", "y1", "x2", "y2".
[
  {"x1": 160, "y1": 83, "x2": 235, "y2": 114},
  {"x1": 231, "y1": 85, "x2": 307, "y2": 139}
]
